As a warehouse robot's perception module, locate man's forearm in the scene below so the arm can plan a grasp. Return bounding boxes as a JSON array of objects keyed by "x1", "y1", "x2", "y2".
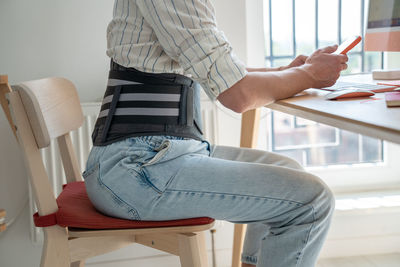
[
  {"x1": 241, "y1": 66, "x2": 315, "y2": 109},
  {"x1": 218, "y1": 46, "x2": 347, "y2": 113},
  {"x1": 217, "y1": 66, "x2": 314, "y2": 113},
  {"x1": 246, "y1": 67, "x2": 283, "y2": 72}
]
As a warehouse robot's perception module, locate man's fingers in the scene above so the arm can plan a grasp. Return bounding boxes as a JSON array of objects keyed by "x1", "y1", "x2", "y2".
[
  {"x1": 341, "y1": 63, "x2": 348, "y2": 71},
  {"x1": 310, "y1": 48, "x2": 323, "y2": 57},
  {"x1": 296, "y1": 55, "x2": 308, "y2": 63},
  {"x1": 324, "y1": 53, "x2": 348, "y2": 64},
  {"x1": 338, "y1": 54, "x2": 348, "y2": 63},
  {"x1": 319, "y1": 45, "x2": 338, "y2": 54}
]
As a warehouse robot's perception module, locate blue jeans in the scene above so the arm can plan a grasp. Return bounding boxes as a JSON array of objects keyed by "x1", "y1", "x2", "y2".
[{"x1": 83, "y1": 135, "x2": 335, "y2": 267}]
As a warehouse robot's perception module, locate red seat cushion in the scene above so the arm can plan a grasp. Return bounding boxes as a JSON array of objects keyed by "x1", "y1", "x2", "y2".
[{"x1": 34, "y1": 181, "x2": 214, "y2": 229}]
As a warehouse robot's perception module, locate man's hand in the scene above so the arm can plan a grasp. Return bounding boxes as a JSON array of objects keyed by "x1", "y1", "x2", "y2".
[
  {"x1": 301, "y1": 45, "x2": 348, "y2": 88},
  {"x1": 247, "y1": 55, "x2": 308, "y2": 72},
  {"x1": 217, "y1": 45, "x2": 348, "y2": 113},
  {"x1": 281, "y1": 55, "x2": 308, "y2": 70}
]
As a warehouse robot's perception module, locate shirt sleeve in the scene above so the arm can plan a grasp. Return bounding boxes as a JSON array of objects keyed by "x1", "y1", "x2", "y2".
[{"x1": 136, "y1": 0, "x2": 248, "y2": 100}]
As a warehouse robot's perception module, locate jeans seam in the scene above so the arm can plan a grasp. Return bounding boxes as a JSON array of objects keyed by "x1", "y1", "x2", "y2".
[
  {"x1": 96, "y1": 171, "x2": 141, "y2": 220},
  {"x1": 82, "y1": 163, "x2": 99, "y2": 178},
  {"x1": 141, "y1": 168, "x2": 163, "y2": 194},
  {"x1": 295, "y1": 204, "x2": 316, "y2": 267},
  {"x1": 142, "y1": 166, "x2": 181, "y2": 195},
  {"x1": 164, "y1": 189, "x2": 306, "y2": 206},
  {"x1": 118, "y1": 160, "x2": 169, "y2": 196}
]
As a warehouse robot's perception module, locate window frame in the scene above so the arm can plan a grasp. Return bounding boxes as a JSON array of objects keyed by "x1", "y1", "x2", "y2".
[
  {"x1": 246, "y1": 0, "x2": 400, "y2": 193},
  {"x1": 264, "y1": 0, "x2": 385, "y2": 71}
]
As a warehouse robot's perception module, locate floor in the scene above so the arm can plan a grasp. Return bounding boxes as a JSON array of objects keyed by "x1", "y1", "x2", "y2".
[
  {"x1": 317, "y1": 254, "x2": 400, "y2": 267},
  {"x1": 83, "y1": 252, "x2": 400, "y2": 267}
]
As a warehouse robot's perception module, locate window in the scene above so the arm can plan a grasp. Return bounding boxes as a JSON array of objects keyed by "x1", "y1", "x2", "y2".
[{"x1": 262, "y1": 0, "x2": 385, "y2": 167}]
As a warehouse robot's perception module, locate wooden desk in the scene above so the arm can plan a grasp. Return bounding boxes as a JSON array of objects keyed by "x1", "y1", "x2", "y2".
[
  {"x1": 232, "y1": 73, "x2": 400, "y2": 267},
  {"x1": 267, "y1": 74, "x2": 400, "y2": 145}
]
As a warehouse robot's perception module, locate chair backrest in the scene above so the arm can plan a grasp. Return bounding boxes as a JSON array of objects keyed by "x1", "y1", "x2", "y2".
[
  {"x1": 12, "y1": 77, "x2": 84, "y2": 148},
  {"x1": 8, "y1": 77, "x2": 84, "y2": 216}
]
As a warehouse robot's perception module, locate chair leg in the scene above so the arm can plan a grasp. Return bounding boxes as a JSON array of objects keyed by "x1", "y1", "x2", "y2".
[
  {"x1": 178, "y1": 232, "x2": 208, "y2": 267},
  {"x1": 41, "y1": 226, "x2": 70, "y2": 267},
  {"x1": 232, "y1": 224, "x2": 247, "y2": 267},
  {"x1": 71, "y1": 260, "x2": 85, "y2": 267}
]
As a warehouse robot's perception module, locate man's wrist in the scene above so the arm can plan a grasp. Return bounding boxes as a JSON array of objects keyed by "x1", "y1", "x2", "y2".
[
  {"x1": 293, "y1": 65, "x2": 317, "y2": 89},
  {"x1": 278, "y1": 66, "x2": 287, "y2": 71}
]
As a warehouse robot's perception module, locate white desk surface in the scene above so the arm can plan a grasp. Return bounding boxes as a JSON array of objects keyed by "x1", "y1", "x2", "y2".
[{"x1": 266, "y1": 73, "x2": 400, "y2": 144}]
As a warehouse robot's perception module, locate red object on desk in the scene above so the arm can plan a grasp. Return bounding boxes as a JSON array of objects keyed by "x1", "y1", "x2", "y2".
[
  {"x1": 377, "y1": 80, "x2": 400, "y2": 87},
  {"x1": 333, "y1": 36, "x2": 362, "y2": 55}
]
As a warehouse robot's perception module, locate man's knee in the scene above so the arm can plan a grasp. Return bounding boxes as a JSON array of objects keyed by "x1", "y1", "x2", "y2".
[
  {"x1": 261, "y1": 150, "x2": 305, "y2": 170},
  {"x1": 282, "y1": 157, "x2": 304, "y2": 170},
  {"x1": 306, "y1": 174, "x2": 335, "y2": 218}
]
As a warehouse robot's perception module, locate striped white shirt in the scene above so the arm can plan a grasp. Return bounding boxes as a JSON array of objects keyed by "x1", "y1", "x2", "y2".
[{"x1": 106, "y1": 0, "x2": 248, "y2": 100}]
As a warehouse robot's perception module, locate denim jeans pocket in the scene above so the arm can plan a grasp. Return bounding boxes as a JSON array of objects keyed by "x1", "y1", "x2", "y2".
[
  {"x1": 141, "y1": 138, "x2": 189, "y2": 194},
  {"x1": 142, "y1": 139, "x2": 172, "y2": 167},
  {"x1": 141, "y1": 138, "x2": 209, "y2": 194},
  {"x1": 83, "y1": 162, "x2": 141, "y2": 220},
  {"x1": 140, "y1": 140, "x2": 174, "y2": 194}
]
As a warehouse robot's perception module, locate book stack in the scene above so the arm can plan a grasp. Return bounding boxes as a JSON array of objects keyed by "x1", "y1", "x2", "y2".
[
  {"x1": 385, "y1": 91, "x2": 400, "y2": 107},
  {"x1": 0, "y1": 209, "x2": 6, "y2": 232}
]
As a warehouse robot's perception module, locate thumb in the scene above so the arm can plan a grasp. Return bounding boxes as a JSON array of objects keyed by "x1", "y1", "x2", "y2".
[
  {"x1": 296, "y1": 55, "x2": 308, "y2": 63},
  {"x1": 319, "y1": 45, "x2": 338, "y2": 54}
]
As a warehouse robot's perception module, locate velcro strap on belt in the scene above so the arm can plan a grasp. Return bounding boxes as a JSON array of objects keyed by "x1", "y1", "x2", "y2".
[
  {"x1": 186, "y1": 86, "x2": 194, "y2": 126},
  {"x1": 101, "y1": 85, "x2": 122, "y2": 142}
]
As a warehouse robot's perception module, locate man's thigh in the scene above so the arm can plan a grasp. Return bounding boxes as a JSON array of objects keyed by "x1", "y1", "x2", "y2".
[
  {"x1": 211, "y1": 145, "x2": 304, "y2": 170},
  {"x1": 145, "y1": 151, "x2": 326, "y2": 222}
]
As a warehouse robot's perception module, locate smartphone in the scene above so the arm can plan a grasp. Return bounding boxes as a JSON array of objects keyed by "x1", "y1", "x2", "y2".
[{"x1": 333, "y1": 36, "x2": 362, "y2": 55}]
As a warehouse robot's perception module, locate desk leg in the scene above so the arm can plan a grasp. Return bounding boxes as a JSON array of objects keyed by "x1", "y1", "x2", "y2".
[{"x1": 232, "y1": 109, "x2": 260, "y2": 267}]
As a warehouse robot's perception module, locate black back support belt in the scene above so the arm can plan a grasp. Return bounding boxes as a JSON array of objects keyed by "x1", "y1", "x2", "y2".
[{"x1": 92, "y1": 62, "x2": 204, "y2": 146}]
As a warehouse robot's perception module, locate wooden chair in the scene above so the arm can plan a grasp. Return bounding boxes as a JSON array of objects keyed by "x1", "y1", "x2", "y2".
[
  {"x1": 0, "y1": 75, "x2": 16, "y2": 234},
  {"x1": 5, "y1": 76, "x2": 215, "y2": 267},
  {"x1": 0, "y1": 75, "x2": 17, "y2": 139}
]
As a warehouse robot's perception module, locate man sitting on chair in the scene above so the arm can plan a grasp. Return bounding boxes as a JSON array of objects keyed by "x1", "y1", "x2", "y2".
[{"x1": 83, "y1": 1, "x2": 347, "y2": 267}]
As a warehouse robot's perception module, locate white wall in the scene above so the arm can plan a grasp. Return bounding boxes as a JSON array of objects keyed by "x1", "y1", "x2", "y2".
[{"x1": 0, "y1": 0, "x2": 112, "y2": 103}]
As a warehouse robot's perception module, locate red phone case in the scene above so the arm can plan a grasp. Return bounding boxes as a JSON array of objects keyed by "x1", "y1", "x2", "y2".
[{"x1": 334, "y1": 36, "x2": 362, "y2": 55}]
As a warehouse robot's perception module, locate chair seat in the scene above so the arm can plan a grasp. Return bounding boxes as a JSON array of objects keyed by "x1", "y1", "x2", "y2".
[{"x1": 33, "y1": 181, "x2": 214, "y2": 230}]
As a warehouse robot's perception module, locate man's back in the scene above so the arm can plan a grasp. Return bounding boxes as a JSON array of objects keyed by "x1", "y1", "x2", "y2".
[{"x1": 107, "y1": 0, "x2": 247, "y2": 101}]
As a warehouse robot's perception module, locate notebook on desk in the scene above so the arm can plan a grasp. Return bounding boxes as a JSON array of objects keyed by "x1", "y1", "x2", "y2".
[{"x1": 321, "y1": 81, "x2": 399, "y2": 93}]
